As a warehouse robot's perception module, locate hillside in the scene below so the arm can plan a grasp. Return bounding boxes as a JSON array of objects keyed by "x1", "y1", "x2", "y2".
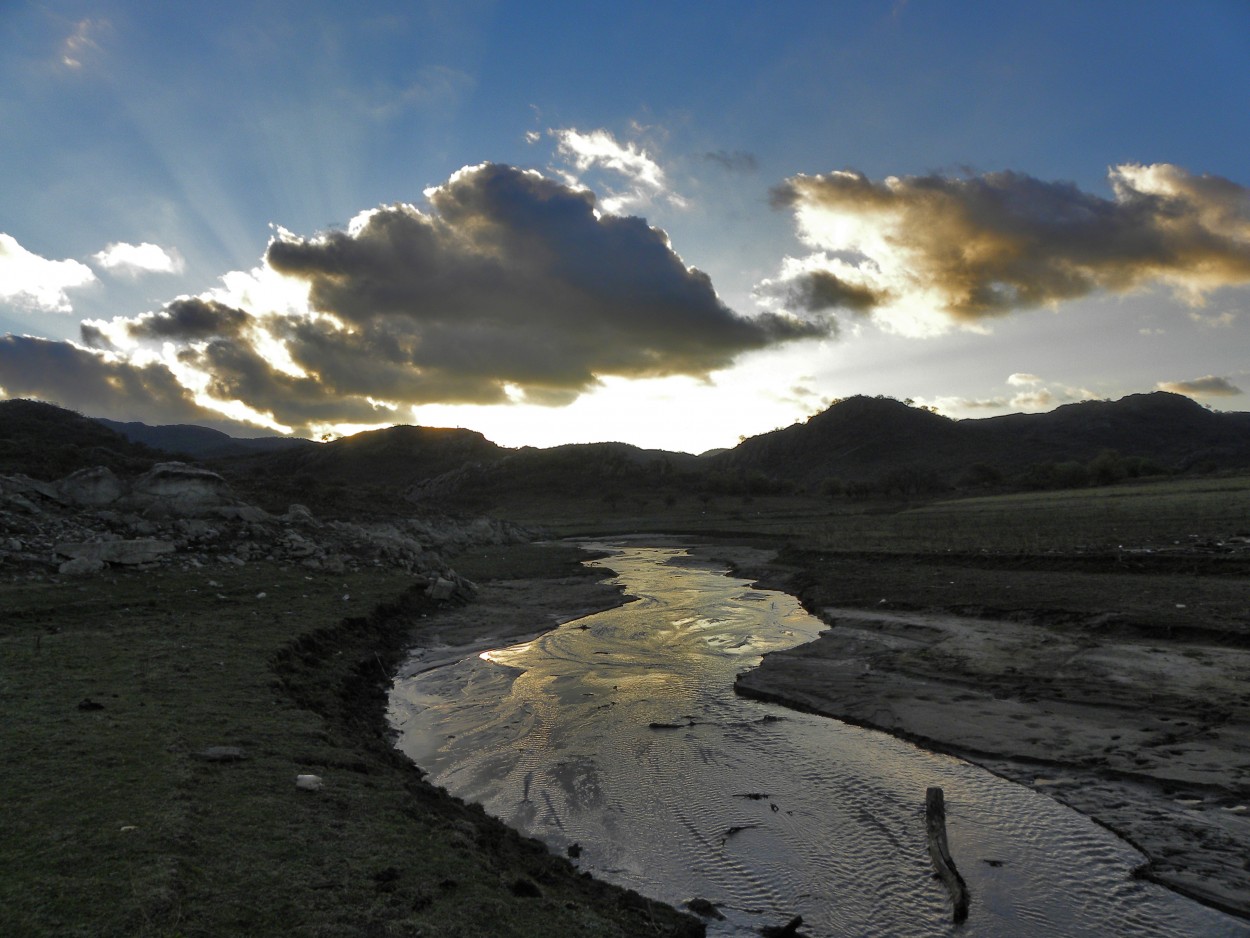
[
  {"x1": 408, "y1": 441, "x2": 703, "y2": 511},
  {"x1": 712, "y1": 392, "x2": 1250, "y2": 491},
  {"x1": 0, "y1": 399, "x2": 160, "y2": 479},
  {"x1": 5, "y1": 392, "x2": 1249, "y2": 512},
  {"x1": 217, "y1": 424, "x2": 510, "y2": 514},
  {"x1": 96, "y1": 418, "x2": 316, "y2": 459}
]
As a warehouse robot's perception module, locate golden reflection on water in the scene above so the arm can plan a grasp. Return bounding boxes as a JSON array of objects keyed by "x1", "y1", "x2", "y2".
[{"x1": 391, "y1": 545, "x2": 1250, "y2": 938}]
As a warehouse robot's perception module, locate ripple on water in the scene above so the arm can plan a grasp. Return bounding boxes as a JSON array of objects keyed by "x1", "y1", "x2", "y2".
[{"x1": 390, "y1": 545, "x2": 1250, "y2": 938}]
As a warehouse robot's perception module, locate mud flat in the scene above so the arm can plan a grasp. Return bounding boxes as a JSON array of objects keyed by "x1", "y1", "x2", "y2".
[{"x1": 730, "y1": 548, "x2": 1250, "y2": 919}]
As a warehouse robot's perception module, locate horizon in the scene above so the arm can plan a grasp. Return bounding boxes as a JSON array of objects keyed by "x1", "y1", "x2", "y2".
[
  {"x1": 60, "y1": 386, "x2": 1241, "y2": 458},
  {"x1": 2, "y1": 3, "x2": 1248, "y2": 452}
]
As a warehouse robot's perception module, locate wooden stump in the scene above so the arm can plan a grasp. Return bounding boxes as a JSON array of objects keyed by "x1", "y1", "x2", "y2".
[{"x1": 926, "y1": 786, "x2": 970, "y2": 923}]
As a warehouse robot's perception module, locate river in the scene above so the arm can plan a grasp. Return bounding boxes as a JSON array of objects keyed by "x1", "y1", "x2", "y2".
[{"x1": 389, "y1": 543, "x2": 1249, "y2": 937}]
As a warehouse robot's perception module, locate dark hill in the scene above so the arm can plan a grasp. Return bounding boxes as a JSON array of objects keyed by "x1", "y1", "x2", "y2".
[
  {"x1": 96, "y1": 418, "x2": 316, "y2": 459},
  {"x1": 966, "y1": 393, "x2": 1250, "y2": 470},
  {"x1": 219, "y1": 424, "x2": 510, "y2": 514},
  {"x1": 409, "y1": 441, "x2": 702, "y2": 510},
  {"x1": 0, "y1": 399, "x2": 160, "y2": 479},
  {"x1": 712, "y1": 392, "x2": 1250, "y2": 488}
]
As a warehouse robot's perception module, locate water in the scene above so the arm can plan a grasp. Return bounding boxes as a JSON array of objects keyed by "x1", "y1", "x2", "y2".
[{"x1": 389, "y1": 544, "x2": 1249, "y2": 937}]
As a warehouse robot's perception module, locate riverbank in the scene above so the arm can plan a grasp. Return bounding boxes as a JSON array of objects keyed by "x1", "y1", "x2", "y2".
[
  {"x1": 0, "y1": 546, "x2": 703, "y2": 937},
  {"x1": 726, "y1": 547, "x2": 1250, "y2": 920}
]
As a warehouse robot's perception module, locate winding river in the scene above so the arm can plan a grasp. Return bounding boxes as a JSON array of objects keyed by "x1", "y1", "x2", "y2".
[{"x1": 389, "y1": 543, "x2": 1249, "y2": 937}]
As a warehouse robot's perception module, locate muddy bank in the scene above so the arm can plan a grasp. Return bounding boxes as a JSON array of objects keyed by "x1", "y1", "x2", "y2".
[
  {"x1": 728, "y1": 548, "x2": 1250, "y2": 919},
  {"x1": 274, "y1": 560, "x2": 704, "y2": 938}
]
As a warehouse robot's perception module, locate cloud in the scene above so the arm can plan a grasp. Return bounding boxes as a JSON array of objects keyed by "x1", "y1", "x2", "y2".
[
  {"x1": 0, "y1": 233, "x2": 97, "y2": 312},
  {"x1": 262, "y1": 164, "x2": 822, "y2": 410},
  {"x1": 1010, "y1": 384, "x2": 1096, "y2": 411},
  {"x1": 1157, "y1": 375, "x2": 1244, "y2": 398},
  {"x1": 700, "y1": 150, "x2": 759, "y2": 173},
  {"x1": 766, "y1": 163, "x2": 1250, "y2": 336},
  {"x1": 60, "y1": 19, "x2": 107, "y2": 70},
  {"x1": 122, "y1": 298, "x2": 252, "y2": 342},
  {"x1": 45, "y1": 163, "x2": 824, "y2": 433},
  {"x1": 1007, "y1": 372, "x2": 1042, "y2": 386},
  {"x1": 92, "y1": 241, "x2": 184, "y2": 277},
  {"x1": 1188, "y1": 309, "x2": 1239, "y2": 328},
  {"x1": 550, "y1": 128, "x2": 686, "y2": 213},
  {"x1": 0, "y1": 334, "x2": 250, "y2": 430},
  {"x1": 782, "y1": 269, "x2": 884, "y2": 313}
]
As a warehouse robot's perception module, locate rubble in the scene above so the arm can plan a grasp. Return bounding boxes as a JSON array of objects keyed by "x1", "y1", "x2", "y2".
[{"x1": 0, "y1": 461, "x2": 532, "y2": 592}]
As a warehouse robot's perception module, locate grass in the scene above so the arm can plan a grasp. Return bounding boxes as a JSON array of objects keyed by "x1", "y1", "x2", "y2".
[
  {"x1": 0, "y1": 556, "x2": 701, "y2": 938},
  {"x1": 823, "y1": 474, "x2": 1250, "y2": 554},
  {"x1": 487, "y1": 473, "x2": 1250, "y2": 556},
  {"x1": 1, "y1": 564, "x2": 408, "y2": 936}
]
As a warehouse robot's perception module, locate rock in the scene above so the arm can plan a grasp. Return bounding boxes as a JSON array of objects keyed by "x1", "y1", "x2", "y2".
[
  {"x1": 213, "y1": 505, "x2": 270, "y2": 523},
  {"x1": 282, "y1": 532, "x2": 317, "y2": 558},
  {"x1": 685, "y1": 898, "x2": 724, "y2": 920},
  {"x1": 426, "y1": 576, "x2": 457, "y2": 600},
  {"x1": 761, "y1": 915, "x2": 806, "y2": 938},
  {"x1": 295, "y1": 774, "x2": 323, "y2": 791},
  {"x1": 1, "y1": 474, "x2": 63, "y2": 503},
  {"x1": 130, "y1": 463, "x2": 234, "y2": 517},
  {"x1": 57, "y1": 467, "x2": 124, "y2": 507},
  {"x1": 56, "y1": 539, "x2": 176, "y2": 566},
  {"x1": 59, "y1": 556, "x2": 106, "y2": 576},
  {"x1": 283, "y1": 503, "x2": 318, "y2": 525}
]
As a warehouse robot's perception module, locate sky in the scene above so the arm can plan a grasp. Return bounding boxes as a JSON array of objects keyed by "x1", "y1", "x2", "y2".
[{"x1": 2, "y1": 1, "x2": 1249, "y2": 454}]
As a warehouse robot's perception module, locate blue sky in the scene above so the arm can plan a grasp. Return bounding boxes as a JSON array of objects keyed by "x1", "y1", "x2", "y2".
[{"x1": 2, "y1": 1, "x2": 1248, "y2": 451}]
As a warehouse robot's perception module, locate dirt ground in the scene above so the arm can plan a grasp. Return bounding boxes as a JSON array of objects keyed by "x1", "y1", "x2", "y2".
[{"x1": 719, "y1": 547, "x2": 1250, "y2": 919}]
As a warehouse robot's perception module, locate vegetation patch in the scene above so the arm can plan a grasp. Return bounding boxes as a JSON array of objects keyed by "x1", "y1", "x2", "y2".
[{"x1": 0, "y1": 559, "x2": 702, "y2": 937}]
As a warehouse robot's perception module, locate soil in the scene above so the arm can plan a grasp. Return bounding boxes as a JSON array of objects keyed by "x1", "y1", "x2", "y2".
[
  {"x1": 719, "y1": 546, "x2": 1250, "y2": 920},
  {"x1": 277, "y1": 565, "x2": 707, "y2": 938}
]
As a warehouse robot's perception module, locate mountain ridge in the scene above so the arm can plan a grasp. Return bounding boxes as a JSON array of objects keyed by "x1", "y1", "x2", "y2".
[{"x1": 3, "y1": 392, "x2": 1248, "y2": 511}]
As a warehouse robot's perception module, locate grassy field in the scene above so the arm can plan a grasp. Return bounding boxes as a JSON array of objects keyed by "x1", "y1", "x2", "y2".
[
  {"x1": 491, "y1": 473, "x2": 1250, "y2": 554},
  {"x1": 0, "y1": 553, "x2": 701, "y2": 938},
  {"x1": 810, "y1": 473, "x2": 1250, "y2": 554}
]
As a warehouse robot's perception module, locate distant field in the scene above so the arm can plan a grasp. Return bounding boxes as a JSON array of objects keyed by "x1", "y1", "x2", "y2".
[
  {"x1": 492, "y1": 473, "x2": 1250, "y2": 555},
  {"x1": 838, "y1": 474, "x2": 1250, "y2": 554}
]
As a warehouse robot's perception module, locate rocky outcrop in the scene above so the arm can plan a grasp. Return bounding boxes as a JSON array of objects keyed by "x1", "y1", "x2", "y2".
[
  {"x1": 56, "y1": 539, "x2": 177, "y2": 566},
  {"x1": 1, "y1": 463, "x2": 534, "y2": 592}
]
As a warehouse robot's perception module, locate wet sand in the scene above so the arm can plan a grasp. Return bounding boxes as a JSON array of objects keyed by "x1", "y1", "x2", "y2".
[{"x1": 721, "y1": 548, "x2": 1250, "y2": 919}]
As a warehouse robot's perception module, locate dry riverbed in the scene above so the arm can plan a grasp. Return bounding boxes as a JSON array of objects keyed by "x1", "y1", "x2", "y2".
[{"x1": 723, "y1": 547, "x2": 1250, "y2": 920}]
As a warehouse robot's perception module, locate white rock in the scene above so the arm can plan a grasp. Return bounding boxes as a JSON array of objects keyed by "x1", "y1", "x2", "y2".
[{"x1": 295, "y1": 774, "x2": 323, "y2": 791}]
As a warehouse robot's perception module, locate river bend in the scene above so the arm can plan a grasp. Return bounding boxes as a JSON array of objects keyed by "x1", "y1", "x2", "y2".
[{"x1": 389, "y1": 544, "x2": 1248, "y2": 937}]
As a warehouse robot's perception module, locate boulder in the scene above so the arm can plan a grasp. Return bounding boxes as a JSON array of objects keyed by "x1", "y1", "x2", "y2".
[
  {"x1": 129, "y1": 463, "x2": 234, "y2": 517},
  {"x1": 283, "y1": 503, "x2": 318, "y2": 526},
  {"x1": 58, "y1": 556, "x2": 106, "y2": 576},
  {"x1": 55, "y1": 539, "x2": 177, "y2": 565},
  {"x1": 57, "y1": 467, "x2": 124, "y2": 507}
]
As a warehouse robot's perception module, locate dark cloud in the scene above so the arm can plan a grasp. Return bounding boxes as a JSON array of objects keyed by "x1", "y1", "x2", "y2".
[
  {"x1": 769, "y1": 163, "x2": 1250, "y2": 331},
  {"x1": 19, "y1": 163, "x2": 827, "y2": 432},
  {"x1": 701, "y1": 150, "x2": 759, "y2": 173},
  {"x1": 125, "y1": 298, "x2": 251, "y2": 342},
  {"x1": 782, "y1": 269, "x2": 887, "y2": 313},
  {"x1": 1157, "y1": 375, "x2": 1243, "y2": 397},
  {"x1": 264, "y1": 162, "x2": 825, "y2": 413},
  {"x1": 179, "y1": 336, "x2": 399, "y2": 428},
  {"x1": 0, "y1": 334, "x2": 253, "y2": 431}
]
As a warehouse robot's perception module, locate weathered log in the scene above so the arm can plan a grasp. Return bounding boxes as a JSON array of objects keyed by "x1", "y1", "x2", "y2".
[{"x1": 926, "y1": 786, "x2": 970, "y2": 923}]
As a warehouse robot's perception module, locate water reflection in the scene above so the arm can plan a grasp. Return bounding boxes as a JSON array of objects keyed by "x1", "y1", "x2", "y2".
[{"x1": 390, "y1": 545, "x2": 1249, "y2": 937}]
